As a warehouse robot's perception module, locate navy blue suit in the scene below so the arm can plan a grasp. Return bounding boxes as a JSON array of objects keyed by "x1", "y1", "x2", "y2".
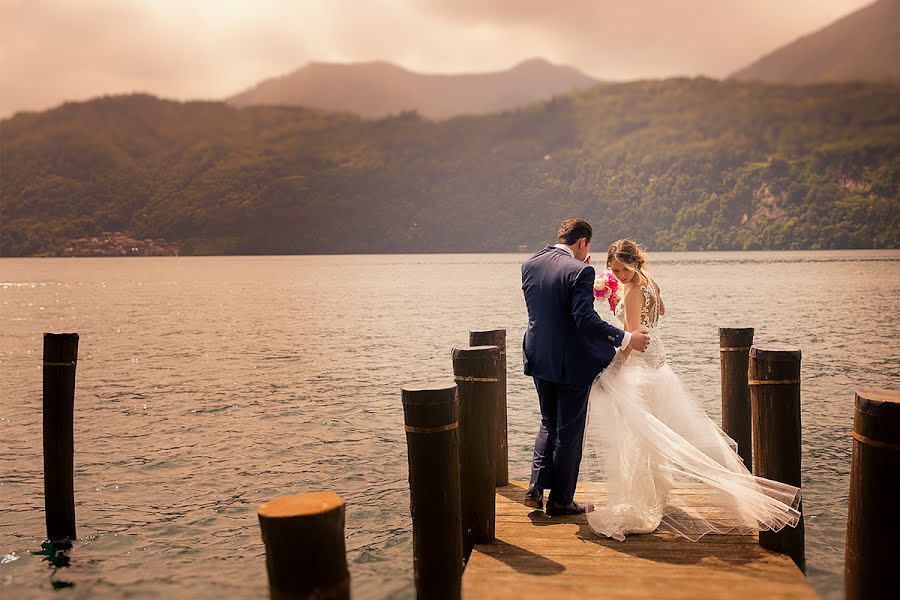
[{"x1": 522, "y1": 245, "x2": 626, "y2": 505}]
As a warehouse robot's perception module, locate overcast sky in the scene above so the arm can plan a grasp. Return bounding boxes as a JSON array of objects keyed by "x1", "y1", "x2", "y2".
[{"x1": 0, "y1": 0, "x2": 874, "y2": 118}]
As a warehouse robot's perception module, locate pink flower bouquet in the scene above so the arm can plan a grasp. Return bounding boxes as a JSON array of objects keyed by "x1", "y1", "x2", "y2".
[{"x1": 593, "y1": 271, "x2": 621, "y2": 312}]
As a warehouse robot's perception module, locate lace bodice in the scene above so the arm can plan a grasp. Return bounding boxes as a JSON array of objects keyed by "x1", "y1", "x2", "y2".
[
  {"x1": 639, "y1": 281, "x2": 661, "y2": 328},
  {"x1": 614, "y1": 279, "x2": 666, "y2": 368}
]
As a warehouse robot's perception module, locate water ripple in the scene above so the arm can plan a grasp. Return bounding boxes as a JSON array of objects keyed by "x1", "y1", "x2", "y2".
[{"x1": 1, "y1": 251, "x2": 898, "y2": 599}]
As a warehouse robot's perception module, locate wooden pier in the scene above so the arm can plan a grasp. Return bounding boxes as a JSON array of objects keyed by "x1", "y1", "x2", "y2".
[{"x1": 463, "y1": 481, "x2": 817, "y2": 599}]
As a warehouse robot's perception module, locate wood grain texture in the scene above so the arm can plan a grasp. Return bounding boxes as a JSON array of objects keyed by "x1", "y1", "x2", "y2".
[
  {"x1": 402, "y1": 382, "x2": 463, "y2": 599},
  {"x1": 453, "y1": 346, "x2": 501, "y2": 555},
  {"x1": 719, "y1": 327, "x2": 754, "y2": 471},
  {"x1": 845, "y1": 388, "x2": 900, "y2": 600},
  {"x1": 469, "y1": 329, "x2": 509, "y2": 487},
  {"x1": 43, "y1": 332, "x2": 79, "y2": 542},
  {"x1": 463, "y1": 482, "x2": 817, "y2": 599},
  {"x1": 750, "y1": 346, "x2": 805, "y2": 572}
]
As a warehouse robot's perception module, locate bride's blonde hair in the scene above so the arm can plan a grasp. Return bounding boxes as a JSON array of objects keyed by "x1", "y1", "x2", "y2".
[{"x1": 606, "y1": 239, "x2": 652, "y2": 283}]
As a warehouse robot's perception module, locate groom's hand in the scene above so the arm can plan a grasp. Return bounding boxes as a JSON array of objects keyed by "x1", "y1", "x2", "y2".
[{"x1": 627, "y1": 328, "x2": 650, "y2": 352}]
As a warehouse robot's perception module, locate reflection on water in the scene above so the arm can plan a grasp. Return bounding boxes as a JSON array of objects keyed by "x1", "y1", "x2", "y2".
[
  {"x1": 31, "y1": 541, "x2": 74, "y2": 589},
  {"x1": 1, "y1": 250, "x2": 898, "y2": 599}
]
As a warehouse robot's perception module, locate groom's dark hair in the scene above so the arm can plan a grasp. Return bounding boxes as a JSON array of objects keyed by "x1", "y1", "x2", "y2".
[{"x1": 557, "y1": 219, "x2": 592, "y2": 245}]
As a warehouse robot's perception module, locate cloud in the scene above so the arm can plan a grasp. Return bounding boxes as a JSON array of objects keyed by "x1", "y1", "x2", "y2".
[
  {"x1": 0, "y1": 0, "x2": 305, "y2": 116},
  {"x1": 418, "y1": 0, "x2": 875, "y2": 79},
  {"x1": 0, "y1": 0, "x2": 874, "y2": 118}
]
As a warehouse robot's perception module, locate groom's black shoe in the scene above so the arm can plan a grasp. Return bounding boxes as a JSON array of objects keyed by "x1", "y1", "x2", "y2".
[
  {"x1": 545, "y1": 500, "x2": 594, "y2": 517},
  {"x1": 523, "y1": 485, "x2": 544, "y2": 510}
]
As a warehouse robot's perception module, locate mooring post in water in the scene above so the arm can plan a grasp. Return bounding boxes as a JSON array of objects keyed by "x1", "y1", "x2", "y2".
[
  {"x1": 258, "y1": 492, "x2": 350, "y2": 600},
  {"x1": 43, "y1": 332, "x2": 79, "y2": 543},
  {"x1": 719, "y1": 327, "x2": 754, "y2": 471},
  {"x1": 402, "y1": 382, "x2": 463, "y2": 600},
  {"x1": 452, "y1": 345, "x2": 500, "y2": 557},
  {"x1": 469, "y1": 329, "x2": 508, "y2": 487},
  {"x1": 845, "y1": 388, "x2": 900, "y2": 600},
  {"x1": 749, "y1": 345, "x2": 804, "y2": 572}
]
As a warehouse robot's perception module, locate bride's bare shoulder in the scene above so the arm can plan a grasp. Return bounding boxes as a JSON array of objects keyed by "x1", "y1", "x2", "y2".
[{"x1": 623, "y1": 284, "x2": 644, "y2": 304}]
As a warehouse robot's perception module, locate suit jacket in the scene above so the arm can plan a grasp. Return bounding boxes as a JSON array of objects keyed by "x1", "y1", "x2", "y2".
[{"x1": 522, "y1": 245, "x2": 626, "y2": 387}]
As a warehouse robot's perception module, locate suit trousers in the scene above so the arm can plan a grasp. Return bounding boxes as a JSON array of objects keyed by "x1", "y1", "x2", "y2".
[{"x1": 529, "y1": 377, "x2": 591, "y2": 506}]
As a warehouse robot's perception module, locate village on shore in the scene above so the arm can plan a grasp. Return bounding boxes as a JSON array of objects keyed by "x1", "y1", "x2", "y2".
[{"x1": 64, "y1": 232, "x2": 179, "y2": 257}]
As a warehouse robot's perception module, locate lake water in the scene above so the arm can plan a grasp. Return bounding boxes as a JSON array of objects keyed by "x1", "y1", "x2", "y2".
[{"x1": 1, "y1": 251, "x2": 898, "y2": 599}]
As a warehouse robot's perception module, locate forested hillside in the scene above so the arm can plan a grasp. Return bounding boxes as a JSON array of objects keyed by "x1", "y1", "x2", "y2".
[{"x1": 2, "y1": 78, "x2": 898, "y2": 256}]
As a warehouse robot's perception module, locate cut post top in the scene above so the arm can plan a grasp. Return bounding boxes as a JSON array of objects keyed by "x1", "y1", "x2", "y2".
[
  {"x1": 855, "y1": 388, "x2": 900, "y2": 413},
  {"x1": 401, "y1": 381, "x2": 457, "y2": 395},
  {"x1": 719, "y1": 327, "x2": 754, "y2": 336},
  {"x1": 258, "y1": 492, "x2": 344, "y2": 519},
  {"x1": 452, "y1": 345, "x2": 500, "y2": 360},
  {"x1": 43, "y1": 332, "x2": 80, "y2": 340},
  {"x1": 469, "y1": 329, "x2": 506, "y2": 338},
  {"x1": 854, "y1": 388, "x2": 900, "y2": 447},
  {"x1": 719, "y1": 327, "x2": 754, "y2": 350},
  {"x1": 750, "y1": 346, "x2": 802, "y2": 361},
  {"x1": 43, "y1": 333, "x2": 79, "y2": 363},
  {"x1": 470, "y1": 332, "x2": 507, "y2": 357}
]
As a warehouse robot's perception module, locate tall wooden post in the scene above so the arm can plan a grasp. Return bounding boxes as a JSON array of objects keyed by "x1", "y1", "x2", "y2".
[
  {"x1": 452, "y1": 346, "x2": 500, "y2": 557},
  {"x1": 845, "y1": 388, "x2": 900, "y2": 600},
  {"x1": 258, "y1": 492, "x2": 350, "y2": 600},
  {"x1": 402, "y1": 382, "x2": 463, "y2": 600},
  {"x1": 749, "y1": 345, "x2": 804, "y2": 572},
  {"x1": 469, "y1": 329, "x2": 508, "y2": 487},
  {"x1": 43, "y1": 332, "x2": 79, "y2": 542},
  {"x1": 719, "y1": 327, "x2": 754, "y2": 471}
]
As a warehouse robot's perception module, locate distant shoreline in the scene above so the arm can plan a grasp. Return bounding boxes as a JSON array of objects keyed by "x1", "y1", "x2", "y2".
[{"x1": 3, "y1": 248, "x2": 898, "y2": 259}]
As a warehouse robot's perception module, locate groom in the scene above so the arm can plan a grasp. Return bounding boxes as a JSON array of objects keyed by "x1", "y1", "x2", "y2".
[{"x1": 522, "y1": 218, "x2": 649, "y2": 516}]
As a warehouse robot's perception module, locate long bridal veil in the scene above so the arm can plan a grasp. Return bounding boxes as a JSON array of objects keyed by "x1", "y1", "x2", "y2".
[{"x1": 582, "y1": 352, "x2": 802, "y2": 542}]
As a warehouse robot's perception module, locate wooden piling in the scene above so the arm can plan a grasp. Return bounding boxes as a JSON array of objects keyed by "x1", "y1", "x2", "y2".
[
  {"x1": 845, "y1": 388, "x2": 900, "y2": 600},
  {"x1": 402, "y1": 382, "x2": 463, "y2": 600},
  {"x1": 43, "y1": 332, "x2": 79, "y2": 542},
  {"x1": 749, "y1": 345, "x2": 804, "y2": 572},
  {"x1": 258, "y1": 492, "x2": 350, "y2": 600},
  {"x1": 469, "y1": 329, "x2": 508, "y2": 487},
  {"x1": 452, "y1": 346, "x2": 500, "y2": 557},
  {"x1": 719, "y1": 327, "x2": 754, "y2": 471}
]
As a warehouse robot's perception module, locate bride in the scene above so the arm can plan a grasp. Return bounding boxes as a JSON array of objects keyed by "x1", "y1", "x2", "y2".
[{"x1": 585, "y1": 239, "x2": 801, "y2": 542}]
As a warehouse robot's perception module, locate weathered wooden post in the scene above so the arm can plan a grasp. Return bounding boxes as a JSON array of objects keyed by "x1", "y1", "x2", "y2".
[
  {"x1": 258, "y1": 492, "x2": 351, "y2": 599},
  {"x1": 469, "y1": 329, "x2": 508, "y2": 487},
  {"x1": 749, "y1": 345, "x2": 804, "y2": 572},
  {"x1": 402, "y1": 382, "x2": 463, "y2": 600},
  {"x1": 452, "y1": 346, "x2": 500, "y2": 557},
  {"x1": 43, "y1": 332, "x2": 79, "y2": 542},
  {"x1": 845, "y1": 388, "x2": 900, "y2": 600},
  {"x1": 719, "y1": 327, "x2": 754, "y2": 471}
]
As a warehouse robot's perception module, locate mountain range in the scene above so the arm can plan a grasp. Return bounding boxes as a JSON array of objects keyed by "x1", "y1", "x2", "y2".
[
  {"x1": 2, "y1": 4, "x2": 899, "y2": 257},
  {"x1": 228, "y1": 58, "x2": 598, "y2": 119},
  {"x1": 223, "y1": 1, "x2": 900, "y2": 120},
  {"x1": 731, "y1": 0, "x2": 900, "y2": 83},
  {"x1": 2, "y1": 79, "x2": 897, "y2": 257}
]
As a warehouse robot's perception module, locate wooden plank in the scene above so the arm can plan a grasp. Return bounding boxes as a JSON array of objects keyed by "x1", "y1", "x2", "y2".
[
  {"x1": 473, "y1": 545, "x2": 786, "y2": 562},
  {"x1": 464, "y1": 574, "x2": 814, "y2": 600},
  {"x1": 468, "y1": 551, "x2": 800, "y2": 573},
  {"x1": 463, "y1": 482, "x2": 817, "y2": 599},
  {"x1": 479, "y1": 520, "x2": 757, "y2": 539}
]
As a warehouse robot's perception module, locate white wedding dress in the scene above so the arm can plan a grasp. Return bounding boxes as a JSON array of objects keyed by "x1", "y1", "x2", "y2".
[{"x1": 585, "y1": 279, "x2": 801, "y2": 542}]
